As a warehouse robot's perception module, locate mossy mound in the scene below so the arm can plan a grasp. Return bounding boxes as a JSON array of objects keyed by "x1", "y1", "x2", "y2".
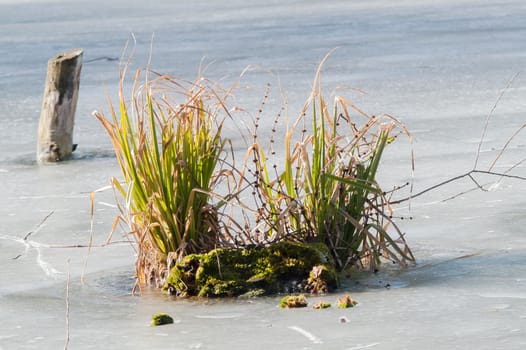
[
  {"x1": 336, "y1": 294, "x2": 358, "y2": 308},
  {"x1": 151, "y1": 313, "x2": 174, "y2": 326},
  {"x1": 163, "y1": 241, "x2": 339, "y2": 297},
  {"x1": 279, "y1": 294, "x2": 308, "y2": 308},
  {"x1": 312, "y1": 301, "x2": 331, "y2": 309}
]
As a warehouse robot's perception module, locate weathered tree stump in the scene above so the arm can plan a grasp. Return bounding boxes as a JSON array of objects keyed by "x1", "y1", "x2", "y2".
[{"x1": 37, "y1": 49, "x2": 83, "y2": 163}]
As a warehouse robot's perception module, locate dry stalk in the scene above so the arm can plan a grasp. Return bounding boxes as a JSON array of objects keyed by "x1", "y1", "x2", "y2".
[{"x1": 64, "y1": 259, "x2": 71, "y2": 350}]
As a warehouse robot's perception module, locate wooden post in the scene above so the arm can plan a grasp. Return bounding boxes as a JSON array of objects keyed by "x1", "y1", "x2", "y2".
[{"x1": 37, "y1": 49, "x2": 83, "y2": 163}]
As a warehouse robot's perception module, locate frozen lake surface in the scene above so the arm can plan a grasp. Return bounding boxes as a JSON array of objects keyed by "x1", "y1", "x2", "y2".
[{"x1": 1, "y1": 0, "x2": 526, "y2": 349}]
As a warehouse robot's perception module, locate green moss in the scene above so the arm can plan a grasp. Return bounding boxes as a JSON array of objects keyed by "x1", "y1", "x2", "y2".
[
  {"x1": 163, "y1": 241, "x2": 339, "y2": 297},
  {"x1": 279, "y1": 294, "x2": 308, "y2": 308},
  {"x1": 164, "y1": 254, "x2": 201, "y2": 297},
  {"x1": 336, "y1": 294, "x2": 358, "y2": 308},
  {"x1": 312, "y1": 301, "x2": 332, "y2": 309},
  {"x1": 198, "y1": 277, "x2": 245, "y2": 297},
  {"x1": 151, "y1": 313, "x2": 174, "y2": 326}
]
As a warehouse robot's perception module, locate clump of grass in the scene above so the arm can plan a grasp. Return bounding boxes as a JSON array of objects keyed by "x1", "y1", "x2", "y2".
[
  {"x1": 245, "y1": 53, "x2": 415, "y2": 271},
  {"x1": 93, "y1": 68, "x2": 230, "y2": 285},
  {"x1": 95, "y1": 52, "x2": 414, "y2": 291}
]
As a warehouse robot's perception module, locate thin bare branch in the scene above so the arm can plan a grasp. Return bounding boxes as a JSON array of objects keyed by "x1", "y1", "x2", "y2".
[
  {"x1": 392, "y1": 169, "x2": 526, "y2": 205},
  {"x1": 488, "y1": 122, "x2": 526, "y2": 172},
  {"x1": 473, "y1": 71, "x2": 521, "y2": 169}
]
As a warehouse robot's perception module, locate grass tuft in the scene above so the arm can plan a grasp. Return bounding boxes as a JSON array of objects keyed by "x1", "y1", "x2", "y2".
[
  {"x1": 244, "y1": 52, "x2": 415, "y2": 271},
  {"x1": 94, "y1": 69, "x2": 230, "y2": 285},
  {"x1": 95, "y1": 53, "x2": 414, "y2": 289}
]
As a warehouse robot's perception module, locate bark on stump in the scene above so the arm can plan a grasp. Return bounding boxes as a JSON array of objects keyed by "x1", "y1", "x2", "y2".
[{"x1": 37, "y1": 49, "x2": 83, "y2": 163}]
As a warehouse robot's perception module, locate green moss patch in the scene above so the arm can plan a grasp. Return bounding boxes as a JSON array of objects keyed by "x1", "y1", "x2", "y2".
[
  {"x1": 312, "y1": 301, "x2": 331, "y2": 309},
  {"x1": 279, "y1": 294, "x2": 308, "y2": 308},
  {"x1": 336, "y1": 294, "x2": 358, "y2": 308},
  {"x1": 151, "y1": 313, "x2": 174, "y2": 326},
  {"x1": 163, "y1": 241, "x2": 339, "y2": 297}
]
